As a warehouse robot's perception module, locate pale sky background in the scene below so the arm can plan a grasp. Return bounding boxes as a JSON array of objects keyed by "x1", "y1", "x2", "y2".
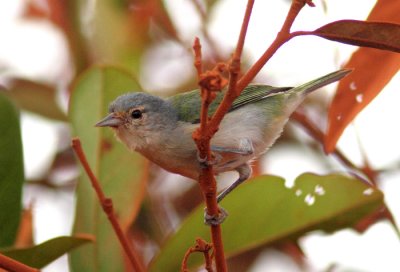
[{"x1": 1, "y1": 0, "x2": 400, "y2": 271}]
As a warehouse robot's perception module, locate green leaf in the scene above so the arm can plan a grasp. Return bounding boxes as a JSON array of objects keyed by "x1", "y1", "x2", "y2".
[
  {"x1": 6, "y1": 79, "x2": 67, "y2": 121},
  {"x1": 0, "y1": 92, "x2": 24, "y2": 247},
  {"x1": 1, "y1": 235, "x2": 93, "y2": 269},
  {"x1": 150, "y1": 173, "x2": 384, "y2": 271},
  {"x1": 83, "y1": 0, "x2": 145, "y2": 74},
  {"x1": 69, "y1": 66, "x2": 145, "y2": 272}
]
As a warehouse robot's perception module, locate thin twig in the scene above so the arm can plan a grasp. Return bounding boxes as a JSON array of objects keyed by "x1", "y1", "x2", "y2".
[
  {"x1": 237, "y1": 0, "x2": 312, "y2": 91},
  {"x1": 71, "y1": 138, "x2": 145, "y2": 272},
  {"x1": 181, "y1": 238, "x2": 213, "y2": 272},
  {"x1": 291, "y1": 111, "x2": 377, "y2": 182},
  {"x1": 208, "y1": 0, "x2": 255, "y2": 130},
  {"x1": 190, "y1": 0, "x2": 224, "y2": 62},
  {"x1": 0, "y1": 253, "x2": 39, "y2": 272}
]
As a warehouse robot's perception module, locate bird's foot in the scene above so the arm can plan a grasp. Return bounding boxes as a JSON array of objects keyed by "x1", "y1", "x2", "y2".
[
  {"x1": 197, "y1": 151, "x2": 222, "y2": 168},
  {"x1": 204, "y1": 206, "x2": 228, "y2": 226}
]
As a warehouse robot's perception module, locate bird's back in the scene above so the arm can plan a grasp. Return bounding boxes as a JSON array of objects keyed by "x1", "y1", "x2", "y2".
[{"x1": 167, "y1": 84, "x2": 291, "y2": 124}]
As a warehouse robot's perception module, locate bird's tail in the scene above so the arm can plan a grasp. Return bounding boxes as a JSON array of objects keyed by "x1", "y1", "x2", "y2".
[{"x1": 291, "y1": 69, "x2": 352, "y2": 95}]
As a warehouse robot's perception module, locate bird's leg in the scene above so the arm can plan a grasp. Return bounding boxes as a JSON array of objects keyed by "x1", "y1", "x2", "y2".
[
  {"x1": 202, "y1": 139, "x2": 254, "y2": 225},
  {"x1": 217, "y1": 163, "x2": 252, "y2": 203},
  {"x1": 197, "y1": 150, "x2": 226, "y2": 225},
  {"x1": 196, "y1": 151, "x2": 222, "y2": 168},
  {"x1": 203, "y1": 164, "x2": 251, "y2": 225},
  {"x1": 211, "y1": 138, "x2": 254, "y2": 156}
]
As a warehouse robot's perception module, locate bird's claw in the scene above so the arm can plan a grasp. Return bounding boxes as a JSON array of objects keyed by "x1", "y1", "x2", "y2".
[
  {"x1": 204, "y1": 206, "x2": 228, "y2": 226},
  {"x1": 196, "y1": 151, "x2": 221, "y2": 168}
]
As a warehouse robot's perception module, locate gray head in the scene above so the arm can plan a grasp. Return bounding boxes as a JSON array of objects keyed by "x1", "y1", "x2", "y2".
[{"x1": 96, "y1": 92, "x2": 178, "y2": 150}]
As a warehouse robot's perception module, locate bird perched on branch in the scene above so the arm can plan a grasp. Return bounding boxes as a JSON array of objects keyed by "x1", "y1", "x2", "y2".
[{"x1": 96, "y1": 69, "x2": 351, "y2": 225}]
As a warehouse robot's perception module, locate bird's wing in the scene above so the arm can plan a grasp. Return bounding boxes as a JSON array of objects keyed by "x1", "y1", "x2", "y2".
[
  {"x1": 168, "y1": 85, "x2": 291, "y2": 124},
  {"x1": 232, "y1": 70, "x2": 352, "y2": 110},
  {"x1": 168, "y1": 69, "x2": 351, "y2": 124},
  {"x1": 230, "y1": 85, "x2": 291, "y2": 111}
]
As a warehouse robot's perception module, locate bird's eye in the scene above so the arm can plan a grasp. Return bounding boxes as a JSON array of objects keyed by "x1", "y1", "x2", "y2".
[{"x1": 131, "y1": 109, "x2": 142, "y2": 119}]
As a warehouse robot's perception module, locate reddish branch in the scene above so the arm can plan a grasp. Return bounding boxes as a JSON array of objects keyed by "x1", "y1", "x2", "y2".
[
  {"x1": 190, "y1": 1, "x2": 316, "y2": 271},
  {"x1": 192, "y1": 37, "x2": 227, "y2": 272},
  {"x1": 207, "y1": 0, "x2": 255, "y2": 130},
  {"x1": 291, "y1": 111, "x2": 357, "y2": 171},
  {"x1": 190, "y1": 0, "x2": 224, "y2": 62},
  {"x1": 181, "y1": 238, "x2": 213, "y2": 272},
  {"x1": 191, "y1": 1, "x2": 256, "y2": 271},
  {"x1": 291, "y1": 111, "x2": 379, "y2": 183},
  {"x1": 0, "y1": 253, "x2": 39, "y2": 272},
  {"x1": 71, "y1": 138, "x2": 145, "y2": 272},
  {"x1": 237, "y1": 0, "x2": 314, "y2": 91}
]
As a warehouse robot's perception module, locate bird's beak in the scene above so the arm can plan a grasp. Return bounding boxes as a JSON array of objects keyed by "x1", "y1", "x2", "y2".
[{"x1": 95, "y1": 113, "x2": 124, "y2": 127}]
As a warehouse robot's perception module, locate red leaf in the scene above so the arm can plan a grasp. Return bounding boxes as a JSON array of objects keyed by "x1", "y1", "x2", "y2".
[
  {"x1": 23, "y1": 0, "x2": 69, "y2": 31},
  {"x1": 23, "y1": 0, "x2": 89, "y2": 73},
  {"x1": 23, "y1": 0, "x2": 48, "y2": 20},
  {"x1": 324, "y1": 0, "x2": 400, "y2": 153},
  {"x1": 14, "y1": 208, "x2": 33, "y2": 248},
  {"x1": 312, "y1": 20, "x2": 400, "y2": 53}
]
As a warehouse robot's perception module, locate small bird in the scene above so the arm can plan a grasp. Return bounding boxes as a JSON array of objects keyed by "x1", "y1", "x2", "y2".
[{"x1": 96, "y1": 69, "x2": 350, "y2": 224}]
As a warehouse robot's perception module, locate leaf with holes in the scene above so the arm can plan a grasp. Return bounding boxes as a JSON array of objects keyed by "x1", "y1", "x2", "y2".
[
  {"x1": 323, "y1": 0, "x2": 400, "y2": 152},
  {"x1": 150, "y1": 173, "x2": 384, "y2": 271}
]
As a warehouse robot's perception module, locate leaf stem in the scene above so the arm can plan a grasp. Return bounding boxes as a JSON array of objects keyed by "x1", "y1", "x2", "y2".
[{"x1": 71, "y1": 138, "x2": 145, "y2": 272}]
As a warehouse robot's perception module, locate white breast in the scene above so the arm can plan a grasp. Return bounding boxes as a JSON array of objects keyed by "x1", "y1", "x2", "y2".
[{"x1": 211, "y1": 104, "x2": 289, "y2": 173}]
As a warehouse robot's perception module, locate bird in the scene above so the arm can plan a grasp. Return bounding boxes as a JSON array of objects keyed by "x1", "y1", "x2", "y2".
[{"x1": 96, "y1": 69, "x2": 351, "y2": 224}]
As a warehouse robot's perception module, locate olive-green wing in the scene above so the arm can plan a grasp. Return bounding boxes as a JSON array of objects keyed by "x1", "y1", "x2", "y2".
[
  {"x1": 167, "y1": 85, "x2": 290, "y2": 124},
  {"x1": 230, "y1": 85, "x2": 291, "y2": 111},
  {"x1": 168, "y1": 69, "x2": 351, "y2": 124},
  {"x1": 233, "y1": 70, "x2": 351, "y2": 111}
]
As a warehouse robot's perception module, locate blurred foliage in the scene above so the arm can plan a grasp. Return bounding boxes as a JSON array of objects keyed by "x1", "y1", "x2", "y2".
[
  {"x1": 0, "y1": 0, "x2": 399, "y2": 271},
  {"x1": 5, "y1": 79, "x2": 67, "y2": 121},
  {"x1": 0, "y1": 93, "x2": 24, "y2": 247},
  {"x1": 0, "y1": 235, "x2": 93, "y2": 269},
  {"x1": 150, "y1": 174, "x2": 384, "y2": 271},
  {"x1": 69, "y1": 66, "x2": 146, "y2": 272},
  {"x1": 324, "y1": 0, "x2": 400, "y2": 152}
]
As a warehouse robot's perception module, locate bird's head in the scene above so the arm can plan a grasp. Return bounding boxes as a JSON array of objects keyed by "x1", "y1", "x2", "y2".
[{"x1": 95, "y1": 92, "x2": 178, "y2": 151}]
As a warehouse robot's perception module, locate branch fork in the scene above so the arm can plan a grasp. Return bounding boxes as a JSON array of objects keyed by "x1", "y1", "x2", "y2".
[
  {"x1": 181, "y1": 238, "x2": 213, "y2": 272},
  {"x1": 189, "y1": 0, "x2": 315, "y2": 271}
]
